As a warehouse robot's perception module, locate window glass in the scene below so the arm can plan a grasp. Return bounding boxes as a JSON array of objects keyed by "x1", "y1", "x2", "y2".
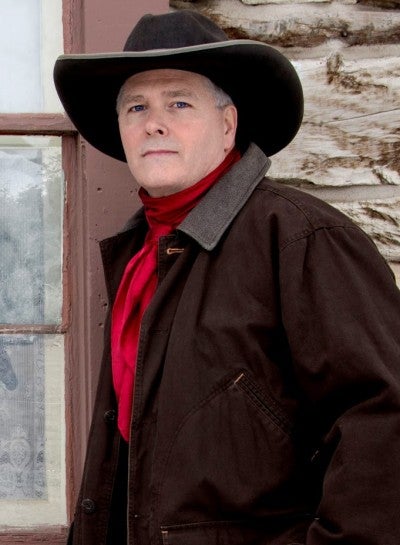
[
  {"x1": 0, "y1": 136, "x2": 63, "y2": 325},
  {"x1": 0, "y1": 334, "x2": 66, "y2": 526},
  {"x1": 0, "y1": 0, "x2": 63, "y2": 113},
  {"x1": 0, "y1": 0, "x2": 66, "y2": 533}
]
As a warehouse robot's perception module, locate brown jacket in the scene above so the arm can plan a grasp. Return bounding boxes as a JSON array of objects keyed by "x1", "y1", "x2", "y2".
[{"x1": 70, "y1": 144, "x2": 400, "y2": 545}]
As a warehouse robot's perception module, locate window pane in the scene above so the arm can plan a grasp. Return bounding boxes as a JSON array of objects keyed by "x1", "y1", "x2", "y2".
[
  {"x1": 0, "y1": 0, "x2": 63, "y2": 113},
  {"x1": 0, "y1": 334, "x2": 66, "y2": 526},
  {"x1": 0, "y1": 136, "x2": 63, "y2": 325}
]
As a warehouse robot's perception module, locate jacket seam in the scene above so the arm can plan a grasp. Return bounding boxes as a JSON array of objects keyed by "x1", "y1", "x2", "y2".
[
  {"x1": 161, "y1": 513, "x2": 314, "y2": 531},
  {"x1": 258, "y1": 182, "x2": 322, "y2": 227},
  {"x1": 279, "y1": 224, "x2": 362, "y2": 253},
  {"x1": 235, "y1": 373, "x2": 293, "y2": 436}
]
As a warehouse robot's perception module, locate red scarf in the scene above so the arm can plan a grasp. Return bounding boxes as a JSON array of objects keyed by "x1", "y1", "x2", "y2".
[{"x1": 111, "y1": 149, "x2": 241, "y2": 441}]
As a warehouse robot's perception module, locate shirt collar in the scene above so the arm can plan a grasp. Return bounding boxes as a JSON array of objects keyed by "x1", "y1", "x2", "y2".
[{"x1": 178, "y1": 143, "x2": 271, "y2": 250}]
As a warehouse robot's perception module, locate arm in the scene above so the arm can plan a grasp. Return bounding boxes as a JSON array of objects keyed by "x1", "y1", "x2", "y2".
[{"x1": 280, "y1": 224, "x2": 400, "y2": 544}]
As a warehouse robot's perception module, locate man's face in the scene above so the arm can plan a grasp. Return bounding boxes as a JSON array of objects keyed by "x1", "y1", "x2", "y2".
[{"x1": 117, "y1": 69, "x2": 237, "y2": 197}]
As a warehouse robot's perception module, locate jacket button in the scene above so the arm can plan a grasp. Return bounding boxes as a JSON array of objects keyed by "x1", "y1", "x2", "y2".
[
  {"x1": 81, "y1": 498, "x2": 96, "y2": 514},
  {"x1": 103, "y1": 409, "x2": 116, "y2": 424}
]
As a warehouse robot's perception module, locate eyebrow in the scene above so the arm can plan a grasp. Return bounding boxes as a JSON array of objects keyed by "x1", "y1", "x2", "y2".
[
  {"x1": 163, "y1": 89, "x2": 198, "y2": 99},
  {"x1": 120, "y1": 88, "x2": 199, "y2": 105}
]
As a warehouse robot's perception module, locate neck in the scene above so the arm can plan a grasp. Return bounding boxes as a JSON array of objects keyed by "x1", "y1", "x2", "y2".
[{"x1": 139, "y1": 147, "x2": 241, "y2": 234}]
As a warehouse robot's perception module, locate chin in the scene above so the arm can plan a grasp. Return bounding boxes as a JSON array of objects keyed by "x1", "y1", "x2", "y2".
[
  {"x1": 140, "y1": 176, "x2": 190, "y2": 197},
  {"x1": 140, "y1": 182, "x2": 179, "y2": 198}
]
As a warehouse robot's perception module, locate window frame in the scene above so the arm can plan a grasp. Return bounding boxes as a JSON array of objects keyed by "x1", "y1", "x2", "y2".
[{"x1": 0, "y1": 125, "x2": 74, "y2": 544}]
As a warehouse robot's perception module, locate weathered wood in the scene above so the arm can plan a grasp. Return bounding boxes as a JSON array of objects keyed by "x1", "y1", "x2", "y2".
[
  {"x1": 0, "y1": 114, "x2": 76, "y2": 135},
  {"x1": 391, "y1": 263, "x2": 400, "y2": 284},
  {"x1": 170, "y1": 0, "x2": 400, "y2": 47},
  {"x1": 239, "y1": 0, "x2": 399, "y2": 6},
  {"x1": 0, "y1": 325, "x2": 65, "y2": 334},
  {"x1": 358, "y1": 0, "x2": 400, "y2": 8},
  {"x1": 269, "y1": 47, "x2": 400, "y2": 187},
  {"x1": 333, "y1": 198, "x2": 400, "y2": 261},
  {"x1": 240, "y1": 0, "x2": 353, "y2": 4},
  {"x1": 0, "y1": 527, "x2": 68, "y2": 544}
]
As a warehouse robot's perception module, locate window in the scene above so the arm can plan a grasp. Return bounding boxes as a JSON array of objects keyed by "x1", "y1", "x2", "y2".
[
  {"x1": 0, "y1": 136, "x2": 65, "y2": 528},
  {"x1": 0, "y1": 0, "x2": 62, "y2": 114},
  {"x1": 0, "y1": 1, "x2": 68, "y2": 540}
]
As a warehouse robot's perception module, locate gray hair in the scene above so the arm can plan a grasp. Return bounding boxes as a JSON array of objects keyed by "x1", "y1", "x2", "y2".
[
  {"x1": 204, "y1": 78, "x2": 234, "y2": 109},
  {"x1": 116, "y1": 73, "x2": 233, "y2": 113}
]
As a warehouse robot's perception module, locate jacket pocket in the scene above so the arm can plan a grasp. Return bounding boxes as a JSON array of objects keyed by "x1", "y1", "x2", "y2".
[
  {"x1": 157, "y1": 370, "x2": 301, "y2": 528},
  {"x1": 160, "y1": 518, "x2": 308, "y2": 545},
  {"x1": 232, "y1": 371, "x2": 293, "y2": 437}
]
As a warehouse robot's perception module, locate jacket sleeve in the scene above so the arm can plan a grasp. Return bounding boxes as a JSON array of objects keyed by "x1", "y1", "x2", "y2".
[{"x1": 279, "y1": 223, "x2": 400, "y2": 545}]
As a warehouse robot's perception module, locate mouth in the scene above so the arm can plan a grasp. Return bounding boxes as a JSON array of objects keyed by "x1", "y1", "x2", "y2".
[{"x1": 142, "y1": 150, "x2": 178, "y2": 157}]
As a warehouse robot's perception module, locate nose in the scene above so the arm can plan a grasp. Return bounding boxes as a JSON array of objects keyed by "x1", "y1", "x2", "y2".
[{"x1": 145, "y1": 109, "x2": 168, "y2": 136}]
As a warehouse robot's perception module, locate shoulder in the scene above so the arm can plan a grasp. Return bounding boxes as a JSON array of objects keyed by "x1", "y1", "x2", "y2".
[
  {"x1": 256, "y1": 178, "x2": 354, "y2": 230},
  {"x1": 240, "y1": 177, "x2": 365, "y2": 251}
]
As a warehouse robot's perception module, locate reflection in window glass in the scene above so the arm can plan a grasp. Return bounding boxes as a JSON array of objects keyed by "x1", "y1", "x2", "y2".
[
  {"x1": 0, "y1": 0, "x2": 63, "y2": 113},
  {"x1": 0, "y1": 334, "x2": 66, "y2": 526},
  {"x1": 0, "y1": 136, "x2": 63, "y2": 325}
]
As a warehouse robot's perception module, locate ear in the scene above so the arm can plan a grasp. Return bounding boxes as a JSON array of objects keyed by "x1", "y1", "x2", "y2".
[{"x1": 223, "y1": 105, "x2": 238, "y2": 151}]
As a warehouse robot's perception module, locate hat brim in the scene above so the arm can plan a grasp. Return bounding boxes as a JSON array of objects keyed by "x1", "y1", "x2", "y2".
[{"x1": 54, "y1": 40, "x2": 303, "y2": 160}]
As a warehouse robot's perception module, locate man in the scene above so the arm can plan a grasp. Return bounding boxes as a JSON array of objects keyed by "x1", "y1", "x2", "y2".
[{"x1": 54, "y1": 10, "x2": 400, "y2": 545}]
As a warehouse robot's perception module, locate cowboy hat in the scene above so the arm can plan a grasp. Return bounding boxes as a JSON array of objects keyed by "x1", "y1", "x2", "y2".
[{"x1": 53, "y1": 10, "x2": 303, "y2": 161}]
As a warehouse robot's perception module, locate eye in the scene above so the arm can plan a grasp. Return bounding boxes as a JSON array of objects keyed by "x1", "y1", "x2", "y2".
[
  {"x1": 173, "y1": 101, "x2": 190, "y2": 109},
  {"x1": 129, "y1": 104, "x2": 145, "y2": 112}
]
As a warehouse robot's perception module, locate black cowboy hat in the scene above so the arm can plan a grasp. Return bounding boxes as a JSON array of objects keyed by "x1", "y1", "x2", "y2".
[{"x1": 54, "y1": 10, "x2": 303, "y2": 161}]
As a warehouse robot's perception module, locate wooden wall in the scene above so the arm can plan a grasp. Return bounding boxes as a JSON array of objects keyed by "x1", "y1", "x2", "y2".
[{"x1": 171, "y1": 0, "x2": 400, "y2": 276}]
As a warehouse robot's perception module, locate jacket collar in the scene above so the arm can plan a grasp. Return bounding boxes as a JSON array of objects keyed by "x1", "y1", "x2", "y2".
[
  {"x1": 178, "y1": 143, "x2": 270, "y2": 250},
  {"x1": 120, "y1": 143, "x2": 270, "y2": 250}
]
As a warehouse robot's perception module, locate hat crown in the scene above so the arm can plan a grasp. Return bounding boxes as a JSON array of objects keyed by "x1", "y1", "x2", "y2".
[{"x1": 123, "y1": 11, "x2": 228, "y2": 52}]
